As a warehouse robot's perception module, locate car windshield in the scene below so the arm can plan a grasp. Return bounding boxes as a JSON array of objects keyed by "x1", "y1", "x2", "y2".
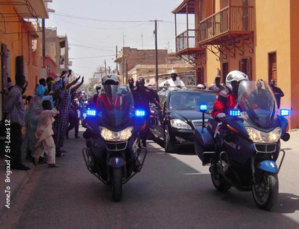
[
  {"x1": 169, "y1": 92, "x2": 216, "y2": 111},
  {"x1": 237, "y1": 81, "x2": 277, "y2": 128}
]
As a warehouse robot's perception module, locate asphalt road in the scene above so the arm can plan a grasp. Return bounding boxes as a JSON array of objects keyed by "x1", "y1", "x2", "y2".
[{"x1": 1, "y1": 129, "x2": 299, "y2": 229}]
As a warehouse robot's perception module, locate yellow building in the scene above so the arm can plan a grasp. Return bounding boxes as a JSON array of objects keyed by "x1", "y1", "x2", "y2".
[
  {"x1": 0, "y1": 0, "x2": 53, "y2": 120},
  {"x1": 173, "y1": 0, "x2": 299, "y2": 128}
]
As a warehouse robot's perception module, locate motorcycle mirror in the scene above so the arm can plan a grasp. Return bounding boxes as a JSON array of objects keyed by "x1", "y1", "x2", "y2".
[{"x1": 216, "y1": 113, "x2": 227, "y2": 122}]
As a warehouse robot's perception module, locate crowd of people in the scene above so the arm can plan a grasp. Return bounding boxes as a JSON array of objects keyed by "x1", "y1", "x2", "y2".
[{"x1": 3, "y1": 70, "x2": 84, "y2": 170}]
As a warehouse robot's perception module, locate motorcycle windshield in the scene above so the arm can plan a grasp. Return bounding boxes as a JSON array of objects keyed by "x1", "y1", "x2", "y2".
[
  {"x1": 98, "y1": 85, "x2": 134, "y2": 130},
  {"x1": 237, "y1": 81, "x2": 277, "y2": 128}
]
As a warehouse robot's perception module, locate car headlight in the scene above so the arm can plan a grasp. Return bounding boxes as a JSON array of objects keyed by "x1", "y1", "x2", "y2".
[
  {"x1": 170, "y1": 119, "x2": 191, "y2": 129},
  {"x1": 246, "y1": 127, "x2": 281, "y2": 143},
  {"x1": 100, "y1": 127, "x2": 133, "y2": 141}
]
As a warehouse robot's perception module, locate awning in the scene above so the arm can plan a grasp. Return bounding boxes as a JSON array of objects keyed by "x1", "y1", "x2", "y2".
[
  {"x1": 172, "y1": 0, "x2": 196, "y2": 14},
  {"x1": 11, "y1": 0, "x2": 53, "y2": 19}
]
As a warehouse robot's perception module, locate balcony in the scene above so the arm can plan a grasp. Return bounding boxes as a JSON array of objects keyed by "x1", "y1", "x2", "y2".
[
  {"x1": 199, "y1": 6, "x2": 254, "y2": 46},
  {"x1": 176, "y1": 29, "x2": 204, "y2": 55}
]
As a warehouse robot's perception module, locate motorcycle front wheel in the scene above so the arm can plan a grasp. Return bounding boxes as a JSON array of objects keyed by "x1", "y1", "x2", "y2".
[
  {"x1": 252, "y1": 173, "x2": 278, "y2": 210},
  {"x1": 112, "y1": 168, "x2": 122, "y2": 202},
  {"x1": 210, "y1": 165, "x2": 231, "y2": 192}
]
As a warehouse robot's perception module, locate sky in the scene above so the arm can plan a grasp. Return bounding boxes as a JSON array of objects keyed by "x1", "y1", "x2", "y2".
[{"x1": 46, "y1": 0, "x2": 190, "y2": 81}]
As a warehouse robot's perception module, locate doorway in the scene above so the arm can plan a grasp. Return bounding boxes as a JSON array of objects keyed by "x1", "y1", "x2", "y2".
[
  {"x1": 222, "y1": 62, "x2": 228, "y2": 84},
  {"x1": 1, "y1": 44, "x2": 9, "y2": 121},
  {"x1": 268, "y1": 52, "x2": 277, "y2": 83},
  {"x1": 196, "y1": 67, "x2": 204, "y2": 84}
]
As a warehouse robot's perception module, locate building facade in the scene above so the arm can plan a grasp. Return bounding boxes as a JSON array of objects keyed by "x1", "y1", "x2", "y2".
[
  {"x1": 173, "y1": 0, "x2": 299, "y2": 128},
  {"x1": 115, "y1": 47, "x2": 169, "y2": 84},
  {"x1": 45, "y1": 28, "x2": 69, "y2": 78},
  {"x1": 0, "y1": 0, "x2": 53, "y2": 120},
  {"x1": 128, "y1": 63, "x2": 194, "y2": 86}
]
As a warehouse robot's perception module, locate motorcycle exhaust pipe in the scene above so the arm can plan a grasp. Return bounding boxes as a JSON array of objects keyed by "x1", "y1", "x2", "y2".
[{"x1": 281, "y1": 133, "x2": 290, "y2": 142}]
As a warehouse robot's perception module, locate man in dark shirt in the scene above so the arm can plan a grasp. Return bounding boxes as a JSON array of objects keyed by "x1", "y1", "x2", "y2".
[
  {"x1": 4, "y1": 74, "x2": 30, "y2": 170},
  {"x1": 132, "y1": 77, "x2": 161, "y2": 147},
  {"x1": 208, "y1": 77, "x2": 225, "y2": 93},
  {"x1": 128, "y1": 78, "x2": 135, "y2": 91},
  {"x1": 270, "y1": 79, "x2": 284, "y2": 109}
]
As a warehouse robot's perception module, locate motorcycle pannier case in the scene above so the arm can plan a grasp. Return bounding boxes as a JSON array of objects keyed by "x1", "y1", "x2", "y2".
[{"x1": 194, "y1": 127, "x2": 215, "y2": 165}]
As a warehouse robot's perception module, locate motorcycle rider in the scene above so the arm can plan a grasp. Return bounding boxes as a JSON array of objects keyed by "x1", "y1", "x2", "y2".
[
  {"x1": 128, "y1": 77, "x2": 135, "y2": 91},
  {"x1": 132, "y1": 77, "x2": 161, "y2": 147},
  {"x1": 95, "y1": 74, "x2": 127, "y2": 111},
  {"x1": 212, "y1": 70, "x2": 249, "y2": 120}
]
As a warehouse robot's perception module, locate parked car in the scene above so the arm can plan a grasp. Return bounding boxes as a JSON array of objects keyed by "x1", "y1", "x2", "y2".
[{"x1": 149, "y1": 88, "x2": 217, "y2": 152}]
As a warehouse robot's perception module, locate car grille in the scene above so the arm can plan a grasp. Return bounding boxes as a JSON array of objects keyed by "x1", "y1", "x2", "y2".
[
  {"x1": 254, "y1": 143, "x2": 276, "y2": 153},
  {"x1": 192, "y1": 119, "x2": 209, "y2": 128},
  {"x1": 106, "y1": 142, "x2": 127, "y2": 151}
]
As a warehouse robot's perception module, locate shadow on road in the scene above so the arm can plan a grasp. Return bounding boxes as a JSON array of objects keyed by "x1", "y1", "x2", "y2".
[{"x1": 153, "y1": 137, "x2": 195, "y2": 155}]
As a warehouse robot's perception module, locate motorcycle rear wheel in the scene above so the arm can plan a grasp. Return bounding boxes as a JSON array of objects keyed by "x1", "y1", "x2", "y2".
[
  {"x1": 210, "y1": 165, "x2": 231, "y2": 192},
  {"x1": 252, "y1": 173, "x2": 278, "y2": 210},
  {"x1": 112, "y1": 168, "x2": 122, "y2": 202}
]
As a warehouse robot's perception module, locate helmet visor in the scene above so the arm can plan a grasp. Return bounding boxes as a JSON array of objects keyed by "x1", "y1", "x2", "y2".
[{"x1": 103, "y1": 84, "x2": 119, "y2": 99}]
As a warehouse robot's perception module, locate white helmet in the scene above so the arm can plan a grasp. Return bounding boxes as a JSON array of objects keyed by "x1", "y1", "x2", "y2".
[
  {"x1": 197, "y1": 84, "x2": 205, "y2": 89},
  {"x1": 102, "y1": 74, "x2": 119, "y2": 85},
  {"x1": 225, "y1": 70, "x2": 248, "y2": 91},
  {"x1": 102, "y1": 74, "x2": 119, "y2": 97}
]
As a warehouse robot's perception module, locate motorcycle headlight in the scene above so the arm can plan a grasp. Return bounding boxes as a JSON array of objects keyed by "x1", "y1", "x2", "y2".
[
  {"x1": 170, "y1": 119, "x2": 191, "y2": 130},
  {"x1": 100, "y1": 127, "x2": 133, "y2": 141},
  {"x1": 246, "y1": 127, "x2": 281, "y2": 143}
]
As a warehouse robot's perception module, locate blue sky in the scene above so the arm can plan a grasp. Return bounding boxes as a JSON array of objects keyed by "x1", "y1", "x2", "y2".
[{"x1": 46, "y1": 0, "x2": 190, "y2": 80}]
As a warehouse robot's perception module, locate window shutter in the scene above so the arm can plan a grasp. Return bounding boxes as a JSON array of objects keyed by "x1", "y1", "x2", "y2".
[
  {"x1": 247, "y1": 57, "x2": 252, "y2": 80},
  {"x1": 239, "y1": 59, "x2": 242, "y2": 71}
]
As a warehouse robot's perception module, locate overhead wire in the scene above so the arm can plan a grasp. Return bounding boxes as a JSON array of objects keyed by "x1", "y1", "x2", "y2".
[{"x1": 69, "y1": 54, "x2": 115, "y2": 60}]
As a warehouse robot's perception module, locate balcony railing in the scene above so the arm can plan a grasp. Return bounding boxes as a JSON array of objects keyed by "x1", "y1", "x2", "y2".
[
  {"x1": 176, "y1": 29, "x2": 199, "y2": 53},
  {"x1": 199, "y1": 6, "x2": 254, "y2": 44}
]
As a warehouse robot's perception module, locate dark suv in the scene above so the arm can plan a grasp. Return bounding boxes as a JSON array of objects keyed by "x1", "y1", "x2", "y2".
[{"x1": 150, "y1": 88, "x2": 216, "y2": 152}]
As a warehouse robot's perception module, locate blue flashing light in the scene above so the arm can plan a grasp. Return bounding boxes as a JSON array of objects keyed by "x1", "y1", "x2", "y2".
[
  {"x1": 280, "y1": 109, "x2": 290, "y2": 117},
  {"x1": 86, "y1": 109, "x2": 96, "y2": 116},
  {"x1": 135, "y1": 110, "x2": 146, "y2": 117},
  {"x1": 199, "y1": 104, "x2": 208, "y2": 112},
  {"x1": 229, "y1": 109, "x2": 241, "y2": 117}
]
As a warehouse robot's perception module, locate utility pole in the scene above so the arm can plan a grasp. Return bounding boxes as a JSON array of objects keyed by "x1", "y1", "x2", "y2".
[
  {"x1": 125, "y1": 57, "x2": 128, "y2": 84},
  {"x1": 155, "y1": 20, "x2": 158, "y2": 91},
  {"x1": 122, "y1": 55, "x2": 125, "y2": 84},
  {"x1": 42, "y1": 19, "x2": 46, "y2": 68},
  {"x1": 116, "y1": 45, "x2": 118, "y2": 74},
  {"x1": 104, "y1": 60, "x2": 107, "y2": 75},
  {"x1": 141, "y1": 34, "x2": 143, "y2": 49},
  {"x1": 108, "y1": 66, "x2": 111, "y2": 73},
  {"x1": 150, "y1": 19, "x2": 162, "y2": 91}
]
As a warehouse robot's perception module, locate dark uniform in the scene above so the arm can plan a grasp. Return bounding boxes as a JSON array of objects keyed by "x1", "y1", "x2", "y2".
[{"x1": 132, "y1": 87, "x2": 160, "y2": 146}]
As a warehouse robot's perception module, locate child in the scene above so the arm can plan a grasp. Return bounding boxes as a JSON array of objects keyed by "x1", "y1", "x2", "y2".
[{"x1": 34, "y1": 100, "x2": 59, "y2": 168}]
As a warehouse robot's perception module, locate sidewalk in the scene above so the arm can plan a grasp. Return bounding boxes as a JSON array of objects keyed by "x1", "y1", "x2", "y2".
[{"x1": 0, "y1": 158, "x2": 35, "y2": 220}]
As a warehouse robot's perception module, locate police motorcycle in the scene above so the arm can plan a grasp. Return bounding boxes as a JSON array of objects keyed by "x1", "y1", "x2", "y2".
[
  {"x1": 194, "y1": 80, "x2": 290, "y2": 210},
  {"x1": 82, "y1": 75, "x2": 147, "y2": 202}
]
